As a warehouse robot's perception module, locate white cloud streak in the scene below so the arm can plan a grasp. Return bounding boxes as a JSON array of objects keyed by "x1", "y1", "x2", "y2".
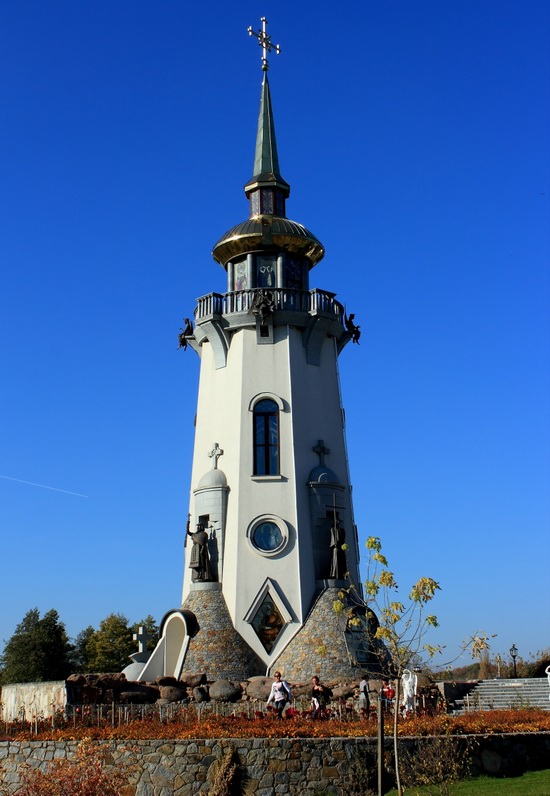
[{"x1": 0, "y1": 475, "x2": 88, "y2": 498}]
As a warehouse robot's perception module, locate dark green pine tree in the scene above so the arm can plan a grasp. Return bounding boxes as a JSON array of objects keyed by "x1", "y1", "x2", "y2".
[
  {"x1": 72, "y1": 625, "x2": 96, "y2": 673},
  {"x1": 0, "y1": 608, "x2": 74, "y2": 684}
]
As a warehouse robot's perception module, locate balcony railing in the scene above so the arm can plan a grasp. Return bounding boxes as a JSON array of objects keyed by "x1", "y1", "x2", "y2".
[{"x1": 195, "y1": 288, "x2": 344, "y2": 323}]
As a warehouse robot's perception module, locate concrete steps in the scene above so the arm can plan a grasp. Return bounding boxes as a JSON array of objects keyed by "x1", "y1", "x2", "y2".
[{"x1": 454, "y1": 678, "x2": 550, "y2": 713}]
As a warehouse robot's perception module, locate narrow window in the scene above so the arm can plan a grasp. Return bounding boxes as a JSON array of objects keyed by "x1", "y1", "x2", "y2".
[{"x1": 253, "y1": 399, "x2": 279, "y2": 475}]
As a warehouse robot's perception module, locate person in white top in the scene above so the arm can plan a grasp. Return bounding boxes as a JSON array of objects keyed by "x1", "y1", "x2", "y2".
[
  {"x1": 359, "y1": 675, "x2": 371, "y2": 716},
  {"x1": 266, "y1": 671, "x2": 292, "y2": 719}
]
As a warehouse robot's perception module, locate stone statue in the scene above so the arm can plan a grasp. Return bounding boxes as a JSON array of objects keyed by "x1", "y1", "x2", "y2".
[
  {"x1": 250, "y1": 289, "x2": 274, "y2": 325},
  {"x1": 401, "y1": 669, "x2": 417, "y2": 715},
  {"x1": 187, "y1": 518, "x2": 213, "y2": 582},
  {"x1": 178, "y1": 317, "x2": 194, "y2": 350},
  {"x1": 345, "y1": 313, "x2": 361, "y2": 344},
  {"x1": 545, "y1": 665, "x2": 550, "y2": 702},
  {"x1": 329, "y1": 519, "x2": 347, "y2": 579}
]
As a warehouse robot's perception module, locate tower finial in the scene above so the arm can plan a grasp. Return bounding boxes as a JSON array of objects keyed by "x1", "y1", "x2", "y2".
[{"x1": 247, "y1": 17, "x2": 281, "y2": 72}]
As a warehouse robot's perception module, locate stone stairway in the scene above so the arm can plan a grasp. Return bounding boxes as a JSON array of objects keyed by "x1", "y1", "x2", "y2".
[{"x1": 454, "y1": 678, "x2": 550, "y2": 712}]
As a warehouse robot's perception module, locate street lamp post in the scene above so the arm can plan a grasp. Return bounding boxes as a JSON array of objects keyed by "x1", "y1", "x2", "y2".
[{"x1": 510, "y1": 644, "x2": 518, "y2": 678}]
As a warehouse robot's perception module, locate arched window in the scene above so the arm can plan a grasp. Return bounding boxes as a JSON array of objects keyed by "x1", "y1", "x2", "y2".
[{"x1": 253, "y1": 399, "x2": 279, "y2": 475}]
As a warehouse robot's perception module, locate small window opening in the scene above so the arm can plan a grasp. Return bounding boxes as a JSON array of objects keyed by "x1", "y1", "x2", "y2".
[{"x1": 253, "y1": 399, "x2": 280, "y2": 475}]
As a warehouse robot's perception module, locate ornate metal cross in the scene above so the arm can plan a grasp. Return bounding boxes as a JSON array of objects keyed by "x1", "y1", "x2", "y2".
[
  {"x1": 208, "y1": 442, "x2": 224, "y2": 470},
  {"x1": 313, "y1": 439, "x2": 331, "y2": 466},
  {"x1": 247, "y1": 17, "x2": 281, "y2": 71}
]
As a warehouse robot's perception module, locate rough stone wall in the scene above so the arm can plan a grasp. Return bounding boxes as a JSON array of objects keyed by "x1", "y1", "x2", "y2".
[
  {"x1": 0, "y1": 738, "x2": 358, "y2": 795},
  {"x1": 271, "y1": 587, "x2": 362, "y2": 681},
  {"x1": 1, "y1": 682, "x2": 67, "y2": 721},
  {"x1": 182, "y1": 589, "x2": 265, "y2": 680},
  {"x1": 1, "y1": 735, "x2": 549, "y2": 795}
]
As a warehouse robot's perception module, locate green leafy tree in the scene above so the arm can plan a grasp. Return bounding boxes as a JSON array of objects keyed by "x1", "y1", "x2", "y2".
[
  {"x1": 72, "y1": 614, "x2": 160, "y2": 674},
  {"x1": 85, "y1": 613, "x2": 134, "y2": 673},
  {"x1": 0, "y1": 608, "x2": 74, "y2": 685}
]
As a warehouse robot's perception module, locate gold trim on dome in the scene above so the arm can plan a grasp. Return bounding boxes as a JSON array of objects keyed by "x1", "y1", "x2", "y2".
[{"x1": 212, "y1": 215, "x2": 325, "y2": 268}]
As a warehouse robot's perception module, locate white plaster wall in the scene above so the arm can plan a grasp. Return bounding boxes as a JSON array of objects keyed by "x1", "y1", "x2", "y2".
[
  {"x1": 286, "y1": 331, "x2": 360, "y2": 588},
  {"x1": 183, "y1": 320, "x2": 359, "y2": 665},
  {"x1": 1, "y1": 681, "x2": 67, "y2": 721}
]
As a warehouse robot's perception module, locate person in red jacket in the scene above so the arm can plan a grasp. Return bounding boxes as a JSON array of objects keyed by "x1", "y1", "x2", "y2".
[{"x1": 381, "y1": 679, "x2": 395, "y2": 712}]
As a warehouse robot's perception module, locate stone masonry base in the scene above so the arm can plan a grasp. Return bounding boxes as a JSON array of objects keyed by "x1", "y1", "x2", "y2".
[{"x1": 1, "y1": 734, "x2": 549, "y2": 795}]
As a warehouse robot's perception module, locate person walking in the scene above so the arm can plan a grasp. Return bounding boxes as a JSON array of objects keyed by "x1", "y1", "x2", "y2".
[
  {"x1": 381, "y1": 679, "x2": 395, "y2": 713},
  {"x1": 266, "y1": 671, "x2": 292, "y2": 719},
  {"x1": 359, "y1": 674, "x2": 371, "y2": 716},
  {"x1": 311, "y1": 676, "x2": 330, "y2": 719}
]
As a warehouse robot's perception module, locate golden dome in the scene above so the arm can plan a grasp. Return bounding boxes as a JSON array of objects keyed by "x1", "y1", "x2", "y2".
[{"x1": 212, "y1": 214, "x2": 325, "y2": 268}]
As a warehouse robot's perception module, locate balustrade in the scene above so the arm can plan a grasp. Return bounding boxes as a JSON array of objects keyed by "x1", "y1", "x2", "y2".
[{"x1": 194, "y1": 288, "x2": 343, "y2": 322}]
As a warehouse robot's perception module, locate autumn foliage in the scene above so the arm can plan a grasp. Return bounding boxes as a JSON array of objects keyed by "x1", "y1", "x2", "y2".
[
  {"x1": 0, "y1": 739, "x2": 135, "y2": 796},
  {"x1": 2, "y1": 708, "x2": 549, "y2": 743}
]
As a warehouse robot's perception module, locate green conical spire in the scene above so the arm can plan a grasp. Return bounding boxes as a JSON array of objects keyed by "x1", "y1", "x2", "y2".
[
  {"x1": 245, "y1": 73, "x2": 290, "y2": 198},
  {"x1": 212, "y1": 68, "x2": 325, "y2": 268}
]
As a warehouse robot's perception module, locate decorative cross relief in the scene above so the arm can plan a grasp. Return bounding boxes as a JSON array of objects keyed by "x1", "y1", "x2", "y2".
[
  {"x1": 133, "y1": 626, "x2": 152, "y2": 655},
  {"x1": 247, "y1": 17, "x2": 281, "y2": 71},
  {"x1": 313, "y1": 439, "x2": 331, "y2": 466},
  {"x1": 208, "y1": 442, "x2": 224, "y2": 470}
]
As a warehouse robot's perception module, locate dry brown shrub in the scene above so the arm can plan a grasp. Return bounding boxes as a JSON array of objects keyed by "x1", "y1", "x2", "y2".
[
  {"x1": 0, "y1": 739, "x2": 136, "y2": 796},
  {"x1": 207, "y1": 745, "x2": 255, "y2": 796},
  {"x1": 399, "y1": 736, "x2": 474, "y2": 796}
]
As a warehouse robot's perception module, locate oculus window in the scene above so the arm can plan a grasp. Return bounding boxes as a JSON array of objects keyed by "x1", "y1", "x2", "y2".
[
  {"x1": 252, "y1": 521, "x2": 283, "y2": 552},
  {"x1": 246, "y1": 515, "x2": 289, "y2": 558}
]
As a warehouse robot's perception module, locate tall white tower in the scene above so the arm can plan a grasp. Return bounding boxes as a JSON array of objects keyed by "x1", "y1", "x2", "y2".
[
  {"x1": 139, "y1": 22, "x2": 379, "y2": 684},
  {"x1": 181, "y1": 22, "x2": 371, "y2": 677}
]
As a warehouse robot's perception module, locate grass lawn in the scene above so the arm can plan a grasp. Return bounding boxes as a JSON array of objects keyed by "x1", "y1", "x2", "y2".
[{"x1": 385, "y1": 768, "x2": 550, "y2": 795}]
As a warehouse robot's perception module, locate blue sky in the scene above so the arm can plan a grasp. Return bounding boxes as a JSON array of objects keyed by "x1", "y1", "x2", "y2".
[{"x1": 1, "y1": 1, "x2": 548, "y2": 671}]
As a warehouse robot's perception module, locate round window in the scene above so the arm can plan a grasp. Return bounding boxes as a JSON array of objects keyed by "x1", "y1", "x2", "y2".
[{"x1": 252, "y1": 521, "x2": 283, "y2": 552}]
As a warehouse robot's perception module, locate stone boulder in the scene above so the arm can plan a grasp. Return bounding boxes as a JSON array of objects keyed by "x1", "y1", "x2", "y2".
[
  {"x1": 159, "y1": 685, "x2": 186, "y2": 702},
  {"x1": 331, "y1": 685, "x2": 355, "y2": 700},
  {"x1": 209, "y1": 679, "x2": 242, "y2": 702},
  {"x1": 291, "y1": 683, "x2": 311, "y2": 699},
  {"x1": 119, "y1": 685, "x2": 159, "y2": 704},
  {"x1": 156, "y1": 676, "x2": 178, "y2": 686},
  {"x1": 180, "y1": 672, "x2": 206, "y2": 688},
  {"x1": 66, "y1": 674, "x2": 86, "y2": 686},
  {"x1": 80, "y1": 685, "x2": 101, "y2": 704},
  {"x1": 246, "y1": 676, "x2": 272, "y2": 700},
  {"x1": 83, "y1": 673, "x2": 126, "y2": 687},
  {"x1": 193, "y1": 686, "x2": 209, "y2": 703}
]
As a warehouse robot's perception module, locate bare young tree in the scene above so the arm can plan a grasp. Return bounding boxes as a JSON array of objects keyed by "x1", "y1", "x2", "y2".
[{"x1": 335, "y1": 536, "x2": 441, "y2": 796}]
